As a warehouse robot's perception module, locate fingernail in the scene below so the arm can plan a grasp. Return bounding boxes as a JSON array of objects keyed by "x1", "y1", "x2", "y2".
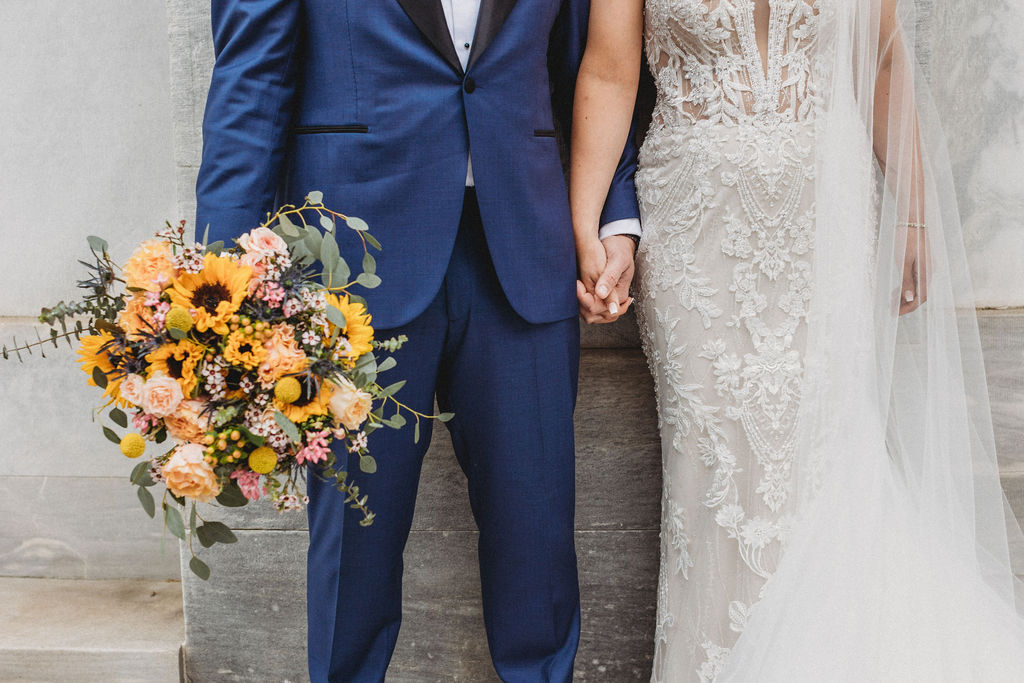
[
  {"x1": 904, "y1": 290, "x2": 915, "y2": 303},
  {"x1": 608, "y1": 301, "x2": 619, "y2": 315},
  {"x1": 597, "y1": 285, "x2": 609, "y2": 298}
]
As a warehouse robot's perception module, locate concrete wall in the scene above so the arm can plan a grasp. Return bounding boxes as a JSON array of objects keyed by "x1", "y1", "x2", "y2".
[{"x1": 0, "y1": 1, "x2": 179, "y2": 580}]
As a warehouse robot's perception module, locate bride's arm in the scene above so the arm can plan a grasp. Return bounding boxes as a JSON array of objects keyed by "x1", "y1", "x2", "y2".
[
  {"x1": 873, "y1": 2, "x2": 928, "y2": 315},
  {"x1": 569, "y1": 0, "x2": 644, "y2": 322}
]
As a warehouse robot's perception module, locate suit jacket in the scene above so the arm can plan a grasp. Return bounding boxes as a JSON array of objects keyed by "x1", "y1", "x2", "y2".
[{"x1": 196, "y1": 0, "x2": 640, "y2": 329}]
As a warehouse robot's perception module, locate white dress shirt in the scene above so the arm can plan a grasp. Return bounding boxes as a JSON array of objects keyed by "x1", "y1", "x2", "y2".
[{"x1": 441, "y1": 0, "x2": 641, "y2": 240}]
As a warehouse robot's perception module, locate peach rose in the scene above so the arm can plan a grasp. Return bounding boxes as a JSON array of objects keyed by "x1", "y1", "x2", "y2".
[
  {"x1": 164, "y1": 399, "x2": 210, "y2": 443},
  {"x1": 239, "y1": 252, "x2": 270, "y2": 293},
  {"x1": 122, "y1": 240, "x2": 176, "y2": 292},
  {"x1": 141, "y1": 373, "x2": 184, "y2": 418},
  {"x1": 117, "y1": 293, "x2": 156, "y2": 339},
  {"x1": 238, "y1": 227, "x2": 288, "y2": 256},
  {"x1": 120, "y1": 373, "x2": 146, "y2": 407},
  {"x1": 328, "y1": 378, "x2": 373, "y2": 431},
  {"x1": 162, "y1": 443, "x2": 221, "y2": 502},
  {"x1": 258, "y1": 323, "x2": 308, "y2": 385}
]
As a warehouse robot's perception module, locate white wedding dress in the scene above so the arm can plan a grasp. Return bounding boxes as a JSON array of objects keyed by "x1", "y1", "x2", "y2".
[{"x1": 634, "y1": 1, "x2": 1024, "y2": 681}]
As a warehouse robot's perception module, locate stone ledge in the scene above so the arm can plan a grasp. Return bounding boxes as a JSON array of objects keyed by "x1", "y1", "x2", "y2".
[{"x1": 0, "y1": 577, "x2": 183, "y2": 683}]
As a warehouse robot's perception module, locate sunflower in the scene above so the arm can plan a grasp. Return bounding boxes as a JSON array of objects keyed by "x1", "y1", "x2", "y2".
[
  {"x1": 78, "y1": 331, "x2": 123, "y2": 403},
  {"x1": 325, "y1": 293, "x2": 374, "y2": 364},
  {"x1": 223, "y1": 328, "x2": 268, "y2": 370},
  {"x1": 146, "y1": 339, "x2": 206, "y2": 397},
  {"x1": 168, "y1": 253, "x2": 252, "y2": 335},
  {"x1": 275, "y1": 375, "x2": 334, "y2": 424}
]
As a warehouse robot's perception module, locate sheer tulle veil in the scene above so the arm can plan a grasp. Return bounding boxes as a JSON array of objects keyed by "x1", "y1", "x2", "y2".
[{"x1": 718, "y1": 0, "x2": 1024, "y2": 679}]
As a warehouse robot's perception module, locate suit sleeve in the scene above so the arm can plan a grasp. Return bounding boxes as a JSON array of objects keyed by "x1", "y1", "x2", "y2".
[
  {"x1": 547, "y1": 0, "x2": 641, "y2": 228},
  {"x1": 196, "y1": 0, "x2": 302, "y2": 242}
]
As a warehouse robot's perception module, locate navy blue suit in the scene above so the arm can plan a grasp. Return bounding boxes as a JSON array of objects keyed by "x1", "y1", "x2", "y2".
[{"x1": 196, "y1": 1, "x2": 639, "y2": 680}]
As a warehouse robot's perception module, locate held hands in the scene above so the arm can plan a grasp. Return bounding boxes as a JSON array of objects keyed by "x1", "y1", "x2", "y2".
[
  {"x1": 899, "y1": 226, "x2": 928, "y2": 316},
  {"x1": 577, "y1": 235, "x2": 636, "y2": 324}
]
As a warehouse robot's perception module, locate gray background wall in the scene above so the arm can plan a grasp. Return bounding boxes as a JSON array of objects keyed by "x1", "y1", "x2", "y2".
[{"x1": 0, "y1": 1, "x2": 1022, "y2": 680}]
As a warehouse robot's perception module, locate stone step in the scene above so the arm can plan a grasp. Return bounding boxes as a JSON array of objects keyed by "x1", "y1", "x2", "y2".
[{"x1": 0, "y1": 577, "x2": 183, "y2": 683}]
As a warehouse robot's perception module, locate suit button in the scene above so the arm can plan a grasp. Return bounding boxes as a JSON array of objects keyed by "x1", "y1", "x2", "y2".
[{"x1": 463, "y1": 77, "x2": 476, "y2": 94}]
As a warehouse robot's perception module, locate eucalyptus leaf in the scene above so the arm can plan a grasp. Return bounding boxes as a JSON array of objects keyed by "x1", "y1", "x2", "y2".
[
  {"x1": 154, "y1": 428, "x2": 167, "y2": 444},
  {"x1": 332, "y1": 257, "x2": 351, "y2": 285},
  {"x1": 164, "y1": 504, "x2": 186, "y2": 540},
  {"x1": 168, "y1": 327, "x2": 187, "y2": 341},
  {"x1": 278, "y1": 213, "x2": 301, "y2": 237},
  {"x1": 102, "y1": 426, "x2": 120, "y2": 445},
  {"x1": 92, "y1": 366, "x2": 108, "y2": 389},
  {"x1": 346, "y1": 216, "x2": 369, "y2": 232},
  {"x1": 376, "y1": 357, "x2": 397, "y2": 373},
  {"x1": 205, "y1": 240, "x2": 225, "y2": 255},
  {"x1": 381, "y1": 380, "x2": 406, "y2": 397},
  {"x1": 363, "y1": 232, "x2": 382, "y2": 251},
  {"x1": 201, "y1": 225, "x2": 210, "y2": 247},
  {"x1": 362, "y1": 252, "x2": 376, "y2": 275},
  {"x1": 129, "y1": 460, "x2": 150, "y2": 485},
  {"x1": 320, "y1": 232, "x2": 340, "y2": 271},
  {"x1": 196, "y1": 525, "x2": 215, "y2": 548},
  {"x1": 109, "y1": 407, "x2": 128, "y2": 428},
  {"x1": 215, "y1": 480, "x2": 249, "y2": 508},
  {"x1": 274, "y1": 410, "x2": 302, "y2": 444},
  {"x1": 359, "y1": 455, "x2": 377, "y2": 474},
  {"x1": 325, "y1": 305, "x2": 347, "y2": 329},
  {"x1": 414, "y1": 421, "x2": 421, "y2": 444},
  {"x1": 320, "y1": 215, "x2": 335, "y2": 232},
  {"x1": 202, "y1": 521, "x2": 238, "y2": 544},
  {"x1": 189, "y1": 556, "x2": 211, "y2": 581},
  {"x1": 303, "y1": 226, "x2": 323, "y2": 256},
  {"x1": 189, "y1": 503, "x2": 198, "y2": 535},
  {"x1": 86, "y1": 235, "x2": 108, "y2": 253},
  {"x1": 307, "y1": 190, "x2": 324, "y2": 204},
  {"x1": 356, "y1": 272, "x2": 382, "y2": 289},
  {"x1": 137, "y1": 486, "x2": 155, "y2": 518},
  {"x1": 390, "y1": 413, "x2": 406, "y2": 428},
  {"x1": 438, "y1": 412, "x2": 455, "y2": 423}
]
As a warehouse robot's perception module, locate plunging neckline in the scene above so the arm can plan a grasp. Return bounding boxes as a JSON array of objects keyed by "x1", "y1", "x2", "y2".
[{"x1": 737, "y1": 0, "x2": 783, "y2": 113}]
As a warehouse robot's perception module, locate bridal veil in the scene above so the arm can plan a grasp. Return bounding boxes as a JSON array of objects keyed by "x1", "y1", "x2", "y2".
[{"x1": 718, "y1": 0, "x2": 1024, "y2": 678}]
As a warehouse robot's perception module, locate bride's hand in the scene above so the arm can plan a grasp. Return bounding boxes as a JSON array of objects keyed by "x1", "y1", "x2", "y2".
[
  {"x1": 899, "y1": 225, "x2": 928, "y2": 316},
  {"x1": 576, "y1": 235, "x2": 634, "y2": 324}
]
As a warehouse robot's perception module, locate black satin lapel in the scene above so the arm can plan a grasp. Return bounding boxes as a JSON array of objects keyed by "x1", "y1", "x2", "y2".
[
  {"x1": 396, "y1": 0, "x2": 464, "y2": 75},
  {"x1": 468, "y1": 0, "x2": 519, "y2": 69}
]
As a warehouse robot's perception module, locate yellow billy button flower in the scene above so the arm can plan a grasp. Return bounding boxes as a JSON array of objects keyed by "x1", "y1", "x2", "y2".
[
  {"x1": 248, "y1": 447, "x2": 278, "y2": 474},
  {"x1": 119, "y1": 433, "x2": 146, "y2": 459},
  {"x1": 164, "y1": 306, "x2": 194, "y2": 334},
  {"x1": 274, "y1": 376, "x2": 302, "y2": 404}
]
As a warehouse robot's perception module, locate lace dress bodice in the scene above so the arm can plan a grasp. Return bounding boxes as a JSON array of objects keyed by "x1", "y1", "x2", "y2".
[{"x1": 644, "y1": 0, "x2": 820, "y2": 132}]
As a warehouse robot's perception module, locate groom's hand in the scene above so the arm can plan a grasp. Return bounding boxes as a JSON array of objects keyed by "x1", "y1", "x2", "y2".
[{"x1": 577, "y1": 235, "x2": 635, "y2": 324}]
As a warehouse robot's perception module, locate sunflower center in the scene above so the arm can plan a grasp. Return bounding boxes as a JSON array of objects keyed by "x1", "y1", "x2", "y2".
[
  {"x1": 165, "y1": 355, "x2": 184, "y2": 379},
  {"x1": 192, "y1": 282, "x2": 232, "y2": 312}
]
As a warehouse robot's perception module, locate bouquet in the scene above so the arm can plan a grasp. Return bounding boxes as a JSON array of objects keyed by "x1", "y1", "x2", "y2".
[{"x1": 5, "y1": 192, "x2": 448, "y2": 578}]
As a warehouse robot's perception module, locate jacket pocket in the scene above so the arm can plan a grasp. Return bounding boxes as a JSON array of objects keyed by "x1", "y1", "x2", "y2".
[
  {"x1": 292, "y1": 125, "x2": 369, "y2": 135},
  {"x1": 533, "y1": 129, "x2": 557, "y2": 138}
]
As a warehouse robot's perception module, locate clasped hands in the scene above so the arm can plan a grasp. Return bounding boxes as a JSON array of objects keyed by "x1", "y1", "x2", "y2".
[{"x1": 576, "y1": 234, "x2": 636, "y2": 324}]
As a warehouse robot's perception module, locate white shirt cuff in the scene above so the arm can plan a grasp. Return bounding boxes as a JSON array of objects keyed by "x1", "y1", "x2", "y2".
[{"x1": 598, "y1": 218, "x2": 642, "y2": 241}]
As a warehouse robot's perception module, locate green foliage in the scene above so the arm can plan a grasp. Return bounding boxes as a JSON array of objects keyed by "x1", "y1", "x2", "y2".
[
  {"x1": 189, "y1": 557, "x2": 211, "y2": 581},
  {"x1": 164, "y1": 504, "x2": 186, "y2": 541},
  {"x1": 137, "y1": 486, "x2": 156, "y2": 518}
]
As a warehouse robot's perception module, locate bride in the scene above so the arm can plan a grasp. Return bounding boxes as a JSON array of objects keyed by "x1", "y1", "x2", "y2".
[{"x1": 570, "y1": 0, "x2": 1024, "y2": 680}]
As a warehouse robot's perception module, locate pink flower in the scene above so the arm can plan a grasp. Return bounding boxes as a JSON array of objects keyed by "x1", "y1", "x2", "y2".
[
  {"x1": 141, "y1": 373, "x2": 184, "y2": 418},
  {"x1": 231, "y1": 469, "x2": 267, "y2": 501},
  {"x1": 295, "y1": 429, "x2": 331, "y2": 465},
  {"x1": 238, "y1": 227, "x2": 288, "y2": 256}
]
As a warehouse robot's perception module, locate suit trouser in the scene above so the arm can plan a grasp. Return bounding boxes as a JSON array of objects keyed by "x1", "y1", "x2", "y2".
[{"x1": 306, "y1": 189, "x2": 582, "y2": 683}]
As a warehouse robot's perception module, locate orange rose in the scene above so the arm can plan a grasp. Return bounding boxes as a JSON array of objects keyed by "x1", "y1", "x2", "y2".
[
  {"x1": 258, "y1": 323, "x2": 308, "y2": 386},
  {"x1": 327, "y1": 378, "x2": 373, "y2": 431},
  {"x1": 162, "y1": 443, "x2": 221, "y2": 502},
  {"x1": 141, "y1": 373, "x2": 184, "y2": 418},
  {"x1": 164, "y1": 400, "x2": 210, "y2": 443},
  {"x1": 123, "y1": 240, "x2": 176, "y2": 292},
  {"x1": 117, "y1": 293, "x2": 157, "y2": 338},
  {"x1": 120, "y1": 374, "x2": 146, "y2": 407}
]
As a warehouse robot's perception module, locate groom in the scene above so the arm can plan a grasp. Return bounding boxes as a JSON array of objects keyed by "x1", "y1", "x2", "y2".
[{"x1": 196, "y1": 1, "x2": 639, "y2": 680}]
